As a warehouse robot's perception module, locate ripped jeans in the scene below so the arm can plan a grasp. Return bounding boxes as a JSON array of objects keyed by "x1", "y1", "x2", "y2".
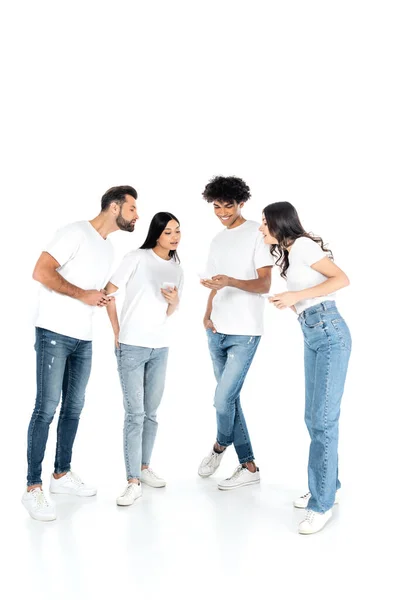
[
  {"x1": 206, "y1": 331, "x2": 261, "y2": 464},
  {"x1": 27, "y1": 327, "x2": 92, "y2": 486},
  {"x1": 116, "y1": 344, "x2": 169, "y2": 480}
]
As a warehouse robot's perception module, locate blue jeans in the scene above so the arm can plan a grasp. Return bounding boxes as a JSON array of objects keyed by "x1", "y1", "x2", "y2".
[
  {"x1": 27, "y1": 328, "x2": 92, "y2": 486},
  {"x1": 116, "y1": 344, "x2": 169, "y2": 480},
  {"x1": 206, "y1": 330, "x2": 260, "y2": 463},
  {"x1": 299, "y1": 301, "x2": 351, "y2": 513}
]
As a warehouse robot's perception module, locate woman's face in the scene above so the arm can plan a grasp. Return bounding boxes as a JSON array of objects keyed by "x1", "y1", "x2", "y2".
[
  {"x1": 157, "y1": 219, "x2": 181, "y2": 251},
  {"x1": 259, "y1": 215, "x2": 278, "y2": 244}
]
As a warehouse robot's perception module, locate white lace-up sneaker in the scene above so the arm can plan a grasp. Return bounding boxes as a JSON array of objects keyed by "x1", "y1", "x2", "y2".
[
  {"x1": 293, "y1": 489, "x2": 340, "y2": 509},
  {"x1": 198, "y1": 447, "x2": 226, "y2": 477},
  {"x1": 140, "y1": 467, "x2": 166, "y2": 488},
  {"x1": 116, "y1": 482, "x2": 142, "y2": 506},
  {"x1": 218, "y1": 465, "x2": 260, "y2": 490},
  {"x1": 22, "y1": 488, "x2": 57, "y2": 521},
  {"x1": 49, "y1": 471, "x2": 97, "y2": 497},
  {"x1": 298, "y1": 509, "x2": 332, "y2": 534}
]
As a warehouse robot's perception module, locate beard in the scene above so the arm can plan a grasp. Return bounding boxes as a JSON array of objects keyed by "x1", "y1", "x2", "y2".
[{"x1": 116, "y1": 210, "x2": 135, "y2": 232}]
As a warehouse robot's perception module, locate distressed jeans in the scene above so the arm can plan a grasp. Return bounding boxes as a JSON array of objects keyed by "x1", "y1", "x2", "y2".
[
  {"x1": 27, "y1": 327, "x2": 92, "y2": 486},
  {"x1": 206, "y1": 330, "x2": 260, "y2": 464},
  {"x1": 299, "y1": 301, "x2": 352, "y2": 513},
  {"x1": 116, "y1": 344, "x2": 169, "y2": 480}
]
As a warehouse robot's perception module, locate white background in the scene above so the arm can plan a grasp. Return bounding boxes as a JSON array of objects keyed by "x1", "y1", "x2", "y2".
[{"x1": 1, "y1": 1, "x2": 399, "y2": 598}]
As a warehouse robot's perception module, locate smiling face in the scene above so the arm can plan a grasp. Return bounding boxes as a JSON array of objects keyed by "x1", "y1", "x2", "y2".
[
  {"x1": 259, "y1": 214, "x2": 279, "y2": 244},
  {"x1": 157, "y1": 219, "x2": 181, "y2": 251},
  {"x1": 213, "y1": 199, "x2": 245, "y2": 229}
]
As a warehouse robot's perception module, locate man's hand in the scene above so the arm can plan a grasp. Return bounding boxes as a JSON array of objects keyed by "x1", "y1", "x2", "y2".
[
  {"x1": 80, "y1": 289, "x2": 110, "y2": 307},
  {"x1": 203, "y1": 317, "x2": 217, "y2": 333},
  {"x1": 200, "y1": 274, "x2": 230, "y2": 291},
  {"x1": 161, "y1": 286, "x2": 179, "y2": 306},
  {"x1": 269, "y1": 291, "x2": 299, "y2": 310}
]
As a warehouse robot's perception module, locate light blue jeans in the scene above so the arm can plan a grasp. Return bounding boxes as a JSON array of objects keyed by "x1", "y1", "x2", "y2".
[
  {"x1": 206, "y1": 330, "x2": 260, "y2": 464},
  {"x1": 299, "y1": 301, "x2": 351, "y2": 513},
  {"x1": 116, "y1": 344, "x2": 169, "y2": 480}
]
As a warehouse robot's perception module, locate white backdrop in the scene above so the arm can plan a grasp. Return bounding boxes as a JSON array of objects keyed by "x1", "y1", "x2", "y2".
[{"x1": 1, "y1": 1, "x2": 399, "y2": 597}]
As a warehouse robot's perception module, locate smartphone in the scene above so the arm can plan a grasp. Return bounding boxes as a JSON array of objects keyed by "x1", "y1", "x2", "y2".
[{"x1": 162, "y1": 281, "x2": 175, "y2": 290}]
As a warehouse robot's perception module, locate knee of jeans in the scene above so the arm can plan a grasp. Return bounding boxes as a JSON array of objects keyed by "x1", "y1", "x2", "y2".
[
  {"x1": 125, "y1": 411, "x2": 145, "y2": 426},
  {"x1": 213, "y1": 396, "x2": 229, "y2": 415},
  {"x1": 34, "y1": 407, "x2": 56, "y2": 424}
]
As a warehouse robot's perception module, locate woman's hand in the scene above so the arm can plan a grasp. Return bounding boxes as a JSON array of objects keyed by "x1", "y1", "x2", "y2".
[
  {"x1": 161, "y1": 286, "x2": 179, "y2": 306},
  {"x1": 269, "y1": 291, "x2": 299, "y2": 309}
]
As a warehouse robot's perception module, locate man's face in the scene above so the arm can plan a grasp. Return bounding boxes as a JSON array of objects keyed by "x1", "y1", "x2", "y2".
[
  {"x1": 213, "y1": 200, "x2": 244, "y2": 229},
  {"x1": 116, "y1": 195, "x2": 139, "y2": 232}
]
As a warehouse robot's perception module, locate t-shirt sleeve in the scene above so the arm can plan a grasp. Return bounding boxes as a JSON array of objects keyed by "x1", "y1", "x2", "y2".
[
  {"x1": 109, "y1": 251, "x2": 141, "y2": 289},
  {"x1": 44, "y1": 224, "x2": 83, "y2": 268},
  {"x1": 254, "y1": 233, "x2": 275, "y2": 269},
  {"x1": 299, "y1": 237, "x2": 328, "y2": 267},
  {"x1": 205, "y1": 242, "x2": 217, "y2": 277}
]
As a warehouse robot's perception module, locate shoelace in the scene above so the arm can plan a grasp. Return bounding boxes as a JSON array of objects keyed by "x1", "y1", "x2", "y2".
[
  {"x1": 31, "y1": 489, "x2": 50, "y2": 508},
  {"x1": 122, "y1": 483, "x2": 137, "y2": 497},
  {"x1": 144, "y1": 468, "x2": 157, "y2": 478},
  {"x1": 300, "y1": 492, "x2": 311, "y2": 500},
  {"x1": 226, "y1": 466, "x2": 244, "y2": 481},
  {"x1": 68, "y1": 471, "x2": 83, "y2": 485},
  {"x1": 304, "y1": 510, "x2": 315, "y2": 523}
]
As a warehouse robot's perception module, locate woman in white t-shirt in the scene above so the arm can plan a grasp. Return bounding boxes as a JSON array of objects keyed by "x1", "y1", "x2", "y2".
[
  {"x1": 260, "y1": 202, "x2": 351, "y2": 535},
  {"x1": 105, "y1": 212, "x2": 183, "y2": 507}
]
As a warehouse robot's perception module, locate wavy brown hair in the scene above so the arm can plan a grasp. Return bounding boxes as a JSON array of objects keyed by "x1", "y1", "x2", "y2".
[{"x1": 263, "y1": 202, "x2": 333, "y2": 279}]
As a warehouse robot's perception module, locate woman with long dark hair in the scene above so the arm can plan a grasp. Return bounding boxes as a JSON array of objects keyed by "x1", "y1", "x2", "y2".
[
  {"x1": 105, "y1": 212, "x2": 183, "y2": 507},
  {"x1": 260, "y1": 202, "x2": 351, "y2": 534}
]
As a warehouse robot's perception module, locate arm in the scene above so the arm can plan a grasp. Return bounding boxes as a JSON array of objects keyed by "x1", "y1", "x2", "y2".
[
  {"x1": 270, "y1": 258, "x2": 350, "y2": 309},
  {"x1": 33, "y1": 251, "x2": 109, "y2": 306},
  {"x1": 203, "y1": 289, "x2": 217, "y2": 332},
  {"x1": 104, "y1": 282, "x2": 120, "y2": 346},
  {"x1": 160, "y1": 286, "x2": 180, "y2": 317},
  {"x1": 200, "y1": 266, "x2": 272, "y2": 294}
]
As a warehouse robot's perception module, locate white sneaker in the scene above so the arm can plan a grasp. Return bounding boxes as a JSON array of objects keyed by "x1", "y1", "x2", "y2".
[
  {"x1": 22, "y1": 488, "x2": 56, "y2": 521},
  {"x1": 198, "y1": 447, "x2": 226, "y2": 477},
  {"x1": 298, "y1": 509, "x2": 332, "y2": 534},
  {"x1": 140, "y1": 467, "x2": 166, "y2": 488},
  {"x1": 293, "y1": 489, "x2": 340, "y2": 509},
  {"x1": 218, "y1": 465, "x2": 260, "y2": 490},
  {"x1": 49, "y1": 471, "x2": 97, "y2": 497},
  {"x1": 116, "y1": 482, "x2": 142, "y2": 506}
]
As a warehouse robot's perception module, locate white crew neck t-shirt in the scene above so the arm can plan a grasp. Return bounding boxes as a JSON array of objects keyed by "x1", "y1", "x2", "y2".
[
  {"x1": 110, "y1": 249, "x2": 184, "y2": 348},
  {"x1": 35, "y1": 221, "x2": 114, "y2": 341},
  {"x1": 205, "y1": 220, "x2": 274, "y2": 336},
  {"x1": 286, "y1": 236, "x2": 335, "y2": 314}
]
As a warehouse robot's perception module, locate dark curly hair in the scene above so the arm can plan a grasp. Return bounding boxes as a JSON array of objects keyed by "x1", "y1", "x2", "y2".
[
  {"x1": 263, "y1": 202, "x2": 333, "y2": 279},
  {"x1": 202, "y1": 176, "x2": 251, "y2": 204}
]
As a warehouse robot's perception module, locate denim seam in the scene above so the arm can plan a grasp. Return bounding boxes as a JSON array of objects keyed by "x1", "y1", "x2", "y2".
[
  {"x1": 27, "y1": 332, "x2": 45, "y2": 486},
  {"x1": 55, "y1": 357, "x2": 71, "y2": 473},
  {"x1": 118, "y1": 350, "x2": 133, "y2": 479},
  {"x1": 320, "y1": 335, "x2": 332, "y2": 513}
]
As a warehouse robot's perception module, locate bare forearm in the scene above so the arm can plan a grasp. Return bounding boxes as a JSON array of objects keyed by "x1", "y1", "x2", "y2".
[
  {"x1": 106, "y1": 301, "x2": 120, "y2": 334},
  {"x1": 167, "y1": 301, "x2": 179, "y2": 317},
  {"x1": 34, "y1": 269, "x2": 85, "y2": 300},
  {"x1": 227, "y1": 277, "x2": 271, "y2": 294},
  {"x1": 204, "y1": 290, "x2": 217, "y2": 318},
  {"x1": 296, "y1": 275, "x2": 350, "y2": 301}
]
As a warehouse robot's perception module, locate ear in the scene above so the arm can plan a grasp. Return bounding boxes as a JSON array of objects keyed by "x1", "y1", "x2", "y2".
[
  {"x1": 239, "y1": 202, "x2": 245, "y2": 209},
  {"x1": 110, "y1": 201, "x2": 120, "y2": 215}
]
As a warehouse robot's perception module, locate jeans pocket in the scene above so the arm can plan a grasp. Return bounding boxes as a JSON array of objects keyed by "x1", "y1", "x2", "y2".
[
  {"x1": 303, "y1": 312, "x2": 323, "y2": 328},
  {"x1": 331, "y1": 318, "x2": 352, "y2": 350}
]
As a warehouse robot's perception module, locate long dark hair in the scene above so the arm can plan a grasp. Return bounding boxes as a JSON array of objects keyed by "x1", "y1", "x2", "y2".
[
  {"x1": 140, "y1": 212, "x2": 181, "y2": 263},
  {"x1": 263, "y1": 202, "x2": 332, "y2": 279}
]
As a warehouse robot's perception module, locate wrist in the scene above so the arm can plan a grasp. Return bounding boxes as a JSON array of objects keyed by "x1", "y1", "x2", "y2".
[{"x1": 227, "y1": 277, "x2": 235, "y2": 287}]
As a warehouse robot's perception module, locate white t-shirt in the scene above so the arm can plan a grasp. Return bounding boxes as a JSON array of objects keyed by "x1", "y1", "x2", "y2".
[
  {"x1": 110, "y1": 249, "x2": 184, "y2": 348},
  {"x1": 286, "y1": 236, "x2": 335, "y2": 314},
  {"x1": 205, "y1": 220, "x2": 274, "y2": 336},
  {"x1": 35, "y1": 221, "x2": 114, "y2": 341}
]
